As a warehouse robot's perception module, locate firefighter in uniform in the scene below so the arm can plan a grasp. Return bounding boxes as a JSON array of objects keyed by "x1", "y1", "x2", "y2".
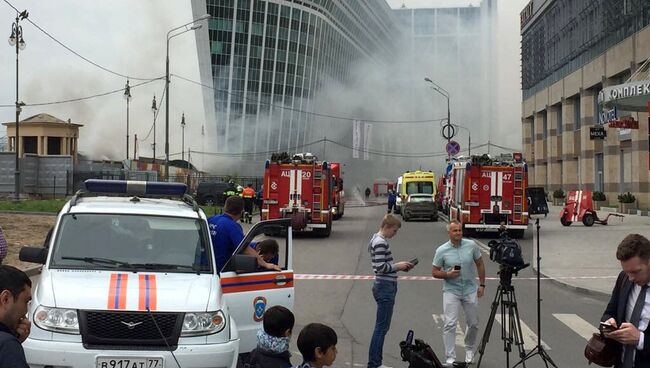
[
  {"x1": 222, "y1": 181, "x2": 237, "y2": 205},
  {"x1": 242, "y1": 184, "x2": 256, "y2": 224}
]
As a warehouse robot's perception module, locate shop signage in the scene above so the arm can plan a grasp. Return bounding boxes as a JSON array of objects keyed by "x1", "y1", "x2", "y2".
[
  {"x1": 608, "y1": 117, "x2": 639, "y2": 129},
  {"x1": 600, "y1": 81, "x2": 650, "y2": 103},
  {"x1": 589, "y1": 127, "x2": 606, "y2": 140},
  {"x1": 598, "y1": 107, "x2": 617, "y2": 124}
]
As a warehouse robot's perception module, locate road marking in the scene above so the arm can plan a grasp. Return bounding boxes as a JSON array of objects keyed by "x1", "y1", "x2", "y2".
[
  {"x1": 553, "y1": 314, "x2": 596, "y2": 341},
  {"x1": 432, "y1": 314, "x2": 466, "y2": 349},
  {"x1": 294, "y1": 274, "x2": 617, "y2": 281},
  {"x1": 494, "y1": 315, "x2": 550, "y2": 350}
]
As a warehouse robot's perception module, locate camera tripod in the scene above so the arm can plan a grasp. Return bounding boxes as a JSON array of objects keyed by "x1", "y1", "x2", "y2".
[{"x1": 476, "y1": 268, "x2": 527, "y2": 368}]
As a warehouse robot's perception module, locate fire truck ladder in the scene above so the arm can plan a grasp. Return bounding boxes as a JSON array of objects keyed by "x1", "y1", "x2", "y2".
[
  {"x1": 313, "y1": 168, "x2": 322, "y2": 220},
  {"x1": 513, "y1": 166, "x2": 524, "y2": 223}
]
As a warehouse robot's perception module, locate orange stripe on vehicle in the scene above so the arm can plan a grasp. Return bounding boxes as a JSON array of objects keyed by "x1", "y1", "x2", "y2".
[
  {"x1": 221, "y1": 272, "x2": 294, "y2": 294},
  {"x1": 138, "y1": 274, "x2": 157, "y2": 311},
  {"x1": 107, "y1": 273, "x2": 128, "y2": 310}
]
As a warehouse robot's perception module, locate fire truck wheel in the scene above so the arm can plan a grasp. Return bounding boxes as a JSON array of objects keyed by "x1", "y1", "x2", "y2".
[
  {"x1": 582, "y1": 213, "x2": 595, "y2": 227},
  {"x1": 314, "y1": 222, "x2": 332, "y2": 237},
  {"x1": 560, "y1": 216, "x2": 572, "y2": 227},
  {"x1": 431, "y1": 214, "x2": 438, "y2": 222}
]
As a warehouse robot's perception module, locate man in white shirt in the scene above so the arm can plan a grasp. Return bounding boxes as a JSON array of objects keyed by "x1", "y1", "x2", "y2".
[{"x1": 602, "y1": 233, "x2": 650, "y2": 368}]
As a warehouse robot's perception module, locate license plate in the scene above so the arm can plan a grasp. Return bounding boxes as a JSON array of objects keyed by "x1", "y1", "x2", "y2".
[{"x1": 96, "y1": 357, "x2": 163, "y2": 368}]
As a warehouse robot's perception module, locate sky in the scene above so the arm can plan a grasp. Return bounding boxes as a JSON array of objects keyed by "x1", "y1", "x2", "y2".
[{"x1": 0, "y1": 0, "x2": 528, "y2": 173}]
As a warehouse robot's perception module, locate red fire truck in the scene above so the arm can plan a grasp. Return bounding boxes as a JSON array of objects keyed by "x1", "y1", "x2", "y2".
[
  {"x1": 261, "y1": 153, "x2": 333, "y2": 237},
  {"x1": 446, "y1": 153, "x2": 529, "y2": 238},
  {"x1": 330, "y1": 162, "x2": 345, "y2": 220}
]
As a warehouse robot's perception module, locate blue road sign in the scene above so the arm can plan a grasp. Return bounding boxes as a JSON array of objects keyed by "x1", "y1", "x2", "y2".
[{"x1": 446, "y1": 140, "x2": 460, "y2": 156}]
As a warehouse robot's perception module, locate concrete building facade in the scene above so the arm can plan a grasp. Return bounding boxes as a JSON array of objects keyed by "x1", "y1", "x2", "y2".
[{"x1": 521, "y1": 0, "x2": 650, "y2": 209}]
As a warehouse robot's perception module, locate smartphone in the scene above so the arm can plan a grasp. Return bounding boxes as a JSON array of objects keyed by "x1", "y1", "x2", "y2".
[
  {"x1": 454, "y1": 265, "x2": 461, "y2": 270},
  {"x1": 409, "y1": 258, "x2": 419, "y2": 266},
  {"x1": 599, "y1": 322, "x2": 616, "y2": 333}
]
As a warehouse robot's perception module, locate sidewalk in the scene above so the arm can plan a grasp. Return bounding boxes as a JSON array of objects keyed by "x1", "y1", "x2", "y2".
[{"x1": 533, "y1": 204, "x2": 650, "y2": 296}]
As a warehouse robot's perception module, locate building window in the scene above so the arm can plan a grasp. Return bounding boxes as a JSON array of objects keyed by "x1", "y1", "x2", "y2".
[
  {"x1": 556, "y1": 104, "x2": 562, "y2": 134},
  {"x1": 542, "y1": 111, "x2": 547, "y2": 139},
  {"x1": 531, "y1": 119, "x2": 535, "y2": 144},
  {"x1": 574, "y1": 95, "x2": 581, "y2": 130}
]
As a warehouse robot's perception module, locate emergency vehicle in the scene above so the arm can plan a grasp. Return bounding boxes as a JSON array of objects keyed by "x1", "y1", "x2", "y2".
[
  {"x1": 18, "y1": 180, "x2": 294, "y2": 368},
  {"x1": 261, "y1": 153, "x2": 334, "y2": 237},
  {"x1": 330, "y1": 162, "x2": 345, "y2": 220},
  {"x1": 446, "y1": 153, "x2": 529, "y2": 238},
  {"x1": 396, "y1": 170, "x2": 437, "y2": 214}
]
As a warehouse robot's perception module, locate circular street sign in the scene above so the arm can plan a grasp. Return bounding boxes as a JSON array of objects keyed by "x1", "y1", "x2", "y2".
[
  {"x1": 446, "y1": 140, "x2": 461, "y2": 156},
  {"x1": 441, "y1": 124, "x2": 456, "y2": 140}
]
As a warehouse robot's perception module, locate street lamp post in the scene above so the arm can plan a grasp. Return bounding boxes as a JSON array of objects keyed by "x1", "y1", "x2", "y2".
[
  {"x1": 151, "y1": 95, "x2": 157, "y2": 161},
  {"x1": 165, "y1": 13, "x2": 210, "y2": 181},
  {"x1": 123, "y1": 80, "x2": 132, "y2": 160},
  {"x1": 9, "y1": 10, "x2": 27, "y2": 201},
  {"x1": 424, "y1": 77, "x2": 451, "y2": 155},
  {"x1": 180, "y1": 112, "x2": 186, "y2": 162},
  {"x1": 453, "y1": 124, "x2": 472, "y2": 156}
]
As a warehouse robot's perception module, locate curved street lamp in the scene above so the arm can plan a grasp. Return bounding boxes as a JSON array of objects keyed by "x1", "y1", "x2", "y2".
[
  {"x1": 165, "y1": 13, "x2": 210, "y2": 181},
  {"x1": 424, "y1": 76, "x2": 451, "y2": 157},
  {"x1": 9, "y1": 9, "x2": 28, "y2": 200}
]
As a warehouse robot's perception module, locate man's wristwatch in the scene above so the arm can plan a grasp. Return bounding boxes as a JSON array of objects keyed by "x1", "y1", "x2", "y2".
[{"x1": 479, "y1": 284, "x2": 486, "y2": 288}]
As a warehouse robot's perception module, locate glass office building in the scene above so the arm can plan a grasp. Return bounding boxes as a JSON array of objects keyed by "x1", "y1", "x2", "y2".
[{"x1": 192, "y1": 0, "x2": 399, "y2": 156}]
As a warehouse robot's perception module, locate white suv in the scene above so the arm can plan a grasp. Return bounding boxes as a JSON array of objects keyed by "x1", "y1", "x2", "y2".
[{"x1": 19, "y1": 180, "x2": 294, "y2": 368}]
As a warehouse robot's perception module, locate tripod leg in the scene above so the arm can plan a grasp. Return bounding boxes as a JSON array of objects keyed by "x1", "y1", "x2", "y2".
[
  {"x1": 507, "y1": 289, "x2": 527, "y2": 368},
  {"x1": 476, "y1": 286, "x2": 502, "y2": 368}
]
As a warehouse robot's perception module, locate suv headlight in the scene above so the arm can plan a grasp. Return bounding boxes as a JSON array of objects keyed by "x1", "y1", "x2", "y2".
[
  {"x1": 33, "y1": 306, "x2": 79, "y2": 334},
  {"x1": 181, "y1": 310, "x2": 226, "y2": 336}
]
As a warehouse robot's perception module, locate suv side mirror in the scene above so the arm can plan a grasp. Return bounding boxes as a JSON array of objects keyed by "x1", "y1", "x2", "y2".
[
  {"x1": 19, "y1": 246, "x2": 48, "y2": 264},
  {"x1": 231, "y1": 254, "x2": 257, "y2": 274}
]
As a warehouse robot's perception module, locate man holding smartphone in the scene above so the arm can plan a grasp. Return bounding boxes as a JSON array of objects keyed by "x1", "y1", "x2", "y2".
[
  {"x1": 601, "y1": 234, "x2": 650, "y2": 368},
  {"x1": 432, "y1": 220, "x2": 486, "y2": 367}
]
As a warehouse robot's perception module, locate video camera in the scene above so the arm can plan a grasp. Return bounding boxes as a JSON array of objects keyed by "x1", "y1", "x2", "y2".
[
  {"x1": 400, "y1": 330, "x2": 445, "y2": 368},
  {"x1": 487, "y1": 232, "x2": 528, "y2": 272}
]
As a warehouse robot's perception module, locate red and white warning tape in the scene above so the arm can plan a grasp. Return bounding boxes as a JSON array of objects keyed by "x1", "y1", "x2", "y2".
[{"x1": 294, "y1": 274, "x2": 617, "y2": 281}]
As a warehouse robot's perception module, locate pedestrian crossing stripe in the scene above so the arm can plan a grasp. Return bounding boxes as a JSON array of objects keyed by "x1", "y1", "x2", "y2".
[{"x1": 430, "y1": 313, "x2": 599, "y2": 351}]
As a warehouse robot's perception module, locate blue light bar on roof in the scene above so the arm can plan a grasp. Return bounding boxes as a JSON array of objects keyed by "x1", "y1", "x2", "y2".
[{"x1": 84, "y1": 179, "x2": 187, "y2": 196}]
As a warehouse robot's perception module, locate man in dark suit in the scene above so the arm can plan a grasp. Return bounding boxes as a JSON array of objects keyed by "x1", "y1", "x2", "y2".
[{"x1": 602, "y1": 234, "x2": 650, "y2": 368}]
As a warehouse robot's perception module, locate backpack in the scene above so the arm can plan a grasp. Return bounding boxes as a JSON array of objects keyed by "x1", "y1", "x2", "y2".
[{"x1": 400, "y1": 338, "x2": 444, "y2": 368}]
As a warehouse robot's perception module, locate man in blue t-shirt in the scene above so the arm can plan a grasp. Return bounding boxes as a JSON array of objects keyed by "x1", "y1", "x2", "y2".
[
  {"x1": 432, "y1": 220, "x2": 485, "y2": 366},
  {"x1": 209, "y1": 196, "x2": 280, "y2": 271}
]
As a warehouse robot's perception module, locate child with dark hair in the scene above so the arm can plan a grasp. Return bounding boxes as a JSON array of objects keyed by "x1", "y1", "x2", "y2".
[
  {"x1": 295, "y1": 323, "x2": 338, "y2": 368},
  {"x1": 255, "y1": 238, "x2": 280, "y2": 265},
  {"x1": 246, "y1": 305, "x2": 295, "y2": 368}
]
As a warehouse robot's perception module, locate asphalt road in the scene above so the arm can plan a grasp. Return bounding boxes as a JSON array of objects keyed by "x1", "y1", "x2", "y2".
[{"x1": 290, "y1": 203, "x2": 611, "y2": 368}]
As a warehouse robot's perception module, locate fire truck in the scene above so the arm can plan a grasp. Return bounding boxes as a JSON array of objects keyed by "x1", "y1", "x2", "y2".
[
  {"x1": 330, "y1": 162, "x2": 345, "y2": 220},
  {"x1": 446, "y1": 153, "x2": 529, "y2": 238},
  {"x1": 261, "y1": 153, "x2": 333, "y2": 237}
]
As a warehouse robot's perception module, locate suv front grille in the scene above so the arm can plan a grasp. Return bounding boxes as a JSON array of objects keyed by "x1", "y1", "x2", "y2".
[{"x1": 79, "y1": 310, "x2": 183, "y2": 350}]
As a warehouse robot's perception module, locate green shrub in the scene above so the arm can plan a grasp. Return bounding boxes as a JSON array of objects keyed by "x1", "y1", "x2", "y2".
[
  {"x1": 618, "y1": 192, "x2": 636, "y2": 203},
  {"x1": 592, "y1": 191, "x2": 606, "y2": 201},
  {"x1": 552, "y1": 189, "x2": 565, "y2": 198}
]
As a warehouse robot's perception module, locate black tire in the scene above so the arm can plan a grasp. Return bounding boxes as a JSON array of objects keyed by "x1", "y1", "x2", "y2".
[
  {"x1": 582, "y1": 213, "x2": 595, "y2": 227},
  {"x1": 313, "y1": 221, "x2": 332, "y2": 237},
  {"x1": 203, "y1": 195, "x2": 216, "y2": 206},
  {"x1": 403, "y1": 213, "x2": 410, "y2": 222},
  {"x1": 560, "y1": 215, "x2": 572, "y2": 227},
  {"x1": 431, "y1": 215, "x2": 438, "y2": 222},
  {"x1": 463, "y1": 226, "x2": 475, "y2": 237}
]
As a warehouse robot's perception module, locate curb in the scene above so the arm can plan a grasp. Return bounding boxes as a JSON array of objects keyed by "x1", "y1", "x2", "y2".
[{"x1": 0, "y1": 211, "x2": 58, "y2": 216}]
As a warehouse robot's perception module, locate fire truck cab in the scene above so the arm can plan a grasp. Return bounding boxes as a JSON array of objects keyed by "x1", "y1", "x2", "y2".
[
  {"x1": 262, "y1": 153, "x2": 333, "y2": 237},
  {"x1": 446, "y1": 153, "x2": 529, "y2": 238},
  {"x1": 330, "y1": 162, "x2": 345, "y2": 220}
]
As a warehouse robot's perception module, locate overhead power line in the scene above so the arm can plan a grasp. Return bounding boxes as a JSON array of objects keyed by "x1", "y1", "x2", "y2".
[
  {"x1": 172, "y1": 74, "x2": 448, "y2": 124},
  {"x1": 3, "y1": 0, "x2": 164, "y2": 81}
]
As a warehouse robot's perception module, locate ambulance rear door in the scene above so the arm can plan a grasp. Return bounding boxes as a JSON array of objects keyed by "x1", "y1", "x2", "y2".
[{"x1": 220, "y1": 219, "x2": 294, "y2": 353}]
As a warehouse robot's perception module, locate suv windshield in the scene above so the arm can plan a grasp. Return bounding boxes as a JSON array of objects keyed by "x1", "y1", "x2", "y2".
[{"x1": 50, "y1": 214, "x2": 212, "y2": 273}]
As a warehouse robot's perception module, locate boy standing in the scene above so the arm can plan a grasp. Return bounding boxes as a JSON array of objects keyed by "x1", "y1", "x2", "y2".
[
  {"x1": 247, "y1": 305, "x2": 295, "y2": 368},
  {"x1": 368, "y1": 214, "x2": 414, "y2": 368},
  {"x1": 295, "y1": 323, "x2": 338, "y2": 368}
]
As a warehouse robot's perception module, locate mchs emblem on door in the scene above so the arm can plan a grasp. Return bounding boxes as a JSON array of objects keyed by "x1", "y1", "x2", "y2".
[{"x1": 253, "y1": 296, "x2": 267, "y2": 322}]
